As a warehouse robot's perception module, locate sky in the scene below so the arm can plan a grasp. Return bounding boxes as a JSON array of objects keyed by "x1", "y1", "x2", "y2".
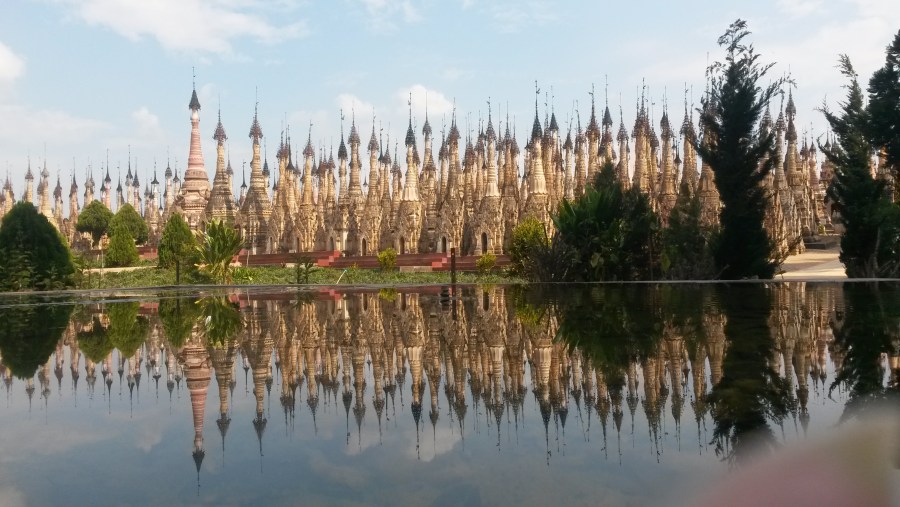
[{"x1": 0, "y1": 0, "x2": 898, "y2": 201}]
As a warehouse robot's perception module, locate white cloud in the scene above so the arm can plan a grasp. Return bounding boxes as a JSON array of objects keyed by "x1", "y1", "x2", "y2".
[
  {"x1": 56, "y1": 0, "x2": 309, "y2": 55},
  {"x1": 354, "y1": 0, "x2": 423, "y2": 32},
  {"x1": 0, "y1": 104, "x2": 109, "y2": 146},
  {"x1": 0, "y1": 41, "x2": 25, "y2": 85},
  {"x1": 488, "y1": 1, "x2": 558, "y2": 34},
  {"x1": 394, "y1": 84, "x2": 454, "y2": 120},
  {"x1": 131, "y1": 107, "x2": 162, "y2": 139},
  {"x1": 336, "y1": 93, "x2": 377, "y2": 127}
]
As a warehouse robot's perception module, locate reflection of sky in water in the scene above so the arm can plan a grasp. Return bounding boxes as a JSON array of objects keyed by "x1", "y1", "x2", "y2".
[{"x1": 0, "y1": 284, "x2": 895, "y2": 506}]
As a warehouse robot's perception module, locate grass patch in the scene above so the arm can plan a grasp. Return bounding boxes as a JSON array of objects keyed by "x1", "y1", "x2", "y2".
[{"x1": 80, "y1": 265, "x2": 520, "y2": 289}]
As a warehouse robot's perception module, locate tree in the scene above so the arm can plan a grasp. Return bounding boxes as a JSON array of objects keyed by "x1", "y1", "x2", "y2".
[
  {"x1": 110, "y1": 203, "x2": 149, "y2": 245},
  {"x1": 552, "y1": 162, "x2": 661, "y2": 281},
  {"x1": 158, "y1": 213, "x2": 198, "y2": 284},
  {"x1": 195, "y1": 219, "x2": 243, "y2": 284},
  {"x1": 158, "y1": 297, "x2": 201, "y2": 349},
  {"x1": 694, "y1": 20, "x2": 779, "y2": 279},
  {"x1": 661, "y1": 182, "x2": 717, "y2": 279},
  {"x1": 820, "y1": 56, "x2": 900, "y2": 277},
  {"x1": 0, "y1": 202, "x2": 75, "y2": 291},
  {"x1": 0, "y1": 300, "x2": 72, "y2": 378},
  {"x1": 76, "y1": 200, "x2": 113, "y2": 248},
  {"x1": 106, "y1": 222, "x2": 138, "y2": 267},
  {"x1": 508, "y1": 217, "x2": 549, "y2": 276},
  {"x1": 867, "y1": 29, "x2": 900, "y2": 197},
  {"x1": 377, "y1": 248, "x2": 397, "y2": 271},
  {"x1": 107, "y1": 301, "x2": 149, "y2": 357}
]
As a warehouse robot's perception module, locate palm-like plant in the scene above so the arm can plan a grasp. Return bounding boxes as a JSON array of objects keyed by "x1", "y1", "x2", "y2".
[{"x1": 195, "y1": 220, "x2": 244, "y2": 284}]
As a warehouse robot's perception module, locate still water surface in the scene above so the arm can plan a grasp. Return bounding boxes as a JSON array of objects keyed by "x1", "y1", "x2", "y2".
[{"x1": 0, "y1": 283, "x2": 898, "y2": 506}]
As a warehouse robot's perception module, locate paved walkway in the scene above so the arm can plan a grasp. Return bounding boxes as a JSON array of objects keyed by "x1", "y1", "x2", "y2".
[
  {"x1": 777, "y1": 248, "x2": 845, "y2": 281},
  {"x1": 84, "y1": 265, "x2": 152, "y2": 274}
]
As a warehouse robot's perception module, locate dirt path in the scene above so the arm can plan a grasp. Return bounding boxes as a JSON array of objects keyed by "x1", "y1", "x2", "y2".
[{"x1": 777, "y1": 248, "x2": 845, "y2": 281}]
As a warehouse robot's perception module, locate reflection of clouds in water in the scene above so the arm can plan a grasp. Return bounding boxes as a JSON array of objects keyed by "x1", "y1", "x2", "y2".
[
  {"x1": 0, "y1": 422, "x2": 107, "y2": 462},
  {"x1": 0, "y1": 482, "x2": 27, "y2": 507}
]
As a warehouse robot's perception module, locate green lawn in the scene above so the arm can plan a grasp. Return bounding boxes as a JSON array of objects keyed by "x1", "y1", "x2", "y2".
[{"x1": 79, "y1": 265, "x2": 519, "y2": 289}]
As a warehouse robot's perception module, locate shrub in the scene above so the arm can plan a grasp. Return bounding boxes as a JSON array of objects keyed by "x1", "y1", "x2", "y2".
[
  {"x1": 109, "y1": 203, "x2": 149, "y2": 245},
  {"x1": 476, "y1": 252, "x2": 497, "y2": 275},
  {"x1": 0, "y1": 202, "x2": 75, "y2": 291},
  {"x1": 106, "y1": 222, "x2": 138, "y2": 267},
  {"x1": 195, "y1": 219, "x2": 244, "y2": 284},
  {"x1": 76, "y1": 200, "x2": 113, "y2": 248},
  {"x1": 508, "y1": 217, "x2": 548, "y2": 276},
  {"x1": 377, "y1": 248, "x2": 398, "y2": 271},
  {"x1": 158, "y1": 214, "x2": 198, "y2": 284}
]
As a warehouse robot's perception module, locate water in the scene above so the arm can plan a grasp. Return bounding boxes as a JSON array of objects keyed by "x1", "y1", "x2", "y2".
[{"x1": 0, "y1": 282, "x2": 898, "y2": 506}]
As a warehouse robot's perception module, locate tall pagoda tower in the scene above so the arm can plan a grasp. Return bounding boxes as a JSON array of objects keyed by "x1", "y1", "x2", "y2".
[{"x1": 175, "y1": 79, "x2": 211, "y2": 230}]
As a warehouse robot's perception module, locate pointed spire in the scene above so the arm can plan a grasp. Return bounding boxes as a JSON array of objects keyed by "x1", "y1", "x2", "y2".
[
  {"x1": 532, "y1": 80, "x2": 543, "y2": 141},
  {"x1": 249, "y1": 100, "x2": 263, "y2": 144},
  {"x1": 405, "y1": 93, "x2": 416, "y2": 148},
  {"x1": 338, "y1": 109, "x2": 348, "y2": 160},
  {"x1": 213, "y1": 107, "x2": 227, "y2": 145},
  {"x1": 189, "y1": 69, "x2": 201, "y2": 111}
]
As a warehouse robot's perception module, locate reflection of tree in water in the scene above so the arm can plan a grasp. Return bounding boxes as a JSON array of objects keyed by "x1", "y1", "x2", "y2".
[
  {"x1": 0, "y1": 299, "x2": 73, "y2": 379},
  {"x1": 707, "y1": 285, "x2": 790, "y2": 464},
  {"x1": 829, "y1": 283, "x2": 900, "y2": 421},
  {"x1": 158, "y1": 297, "x2": 201, "y2": 349},
  {"x1": 107, "y1": 301, "x2": 150, "y2": 358}
]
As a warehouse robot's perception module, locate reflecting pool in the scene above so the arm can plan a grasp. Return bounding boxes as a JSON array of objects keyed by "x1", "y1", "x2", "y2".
[{"x1": 0, "y1": 283, "x2": 898, "y2": 506}]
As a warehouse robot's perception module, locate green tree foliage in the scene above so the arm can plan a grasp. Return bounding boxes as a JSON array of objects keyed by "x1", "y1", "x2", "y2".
[
  {"x1": 377, "y1": 247, "x2": 397, "y2": 271},
  {"x1": 110, "y1": 203, "x2": 149, "y2": 245},
  {"x1": 694, "y1": 20, "x2": 779, "y2": 279},
  {"x1": 199, "y1": 297, "x2": 242, "y2": 347},
  {"x1": 0, "y1": 299, "x2": 73, "y2": 378},
  {"x1": 475, "y1": 252, "x2": 497, "y2": 275},
  {"x1": 76, "y1": 315, "x2": 114, "y2": 363},
  {"x1": 707, "y1": 285, "x2": 789, "y2": 464},
  {"x1": 867, "y1": 29, "x2": 900, "y2": 195},
  {"x1": 105, "y1": 222, "x2": 139, "y2": 267},
  {"x1": 508, "y1": 217, "x2": 549, "y2": 276},
  {"x1": 158, "y1": 213, "x2": 199, "y2": 284},
  {"x1": 0, "y1": 202, "x2": 75, "y2": 291},
  {"x1": 76, "y1": 200, "x2": 113, "y2": 247},
  {"x1": 158, "y1": 297, "x2": 201, "y2": 349},
  {"x1": 195, "y1": 219, "x2": 244, "y2": 284},
  {"x1": 552, "y1": 162, "x2": 661, "y2": 281},
  {"x1": 661, "y1": 182, "x2": 717, "y2": 279},
  {"x1": 828, "y1": 283, "x2": 900, "y2": 421},
  {"x1": 821, "y1": 56, "x2": 900, "y2": 277},
  {"x1": 107, "y1": 301, "x2": 150, "y2": 357}
]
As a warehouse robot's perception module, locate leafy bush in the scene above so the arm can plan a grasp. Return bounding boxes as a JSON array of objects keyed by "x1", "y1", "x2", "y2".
[
  {"x1": 158, "y1": 213, "x2": 199, "y2": 284},
  {"x1": 0, "y1": 202, "x2": 75, "y2": 291},
  {"x1": 661, "y1": 182, "x2": 717, "y2": 279},
  {"x1": 76, "y1": 200, "x2": 113, "y2": 247},
  {"x1": 110, "y1": 203, "x2": 149, "y2": 245},
  {"x1": 552, "y1": 162, "x2": 661, "y2": 281},
  {"x1": 106, "y1": 222, "x2": 138, "y2": 267},
  {"x1": 377, "y1": 248, "x2": 398, "y2": 271},
  {"x1": 294, "y1": 256, "x2": 318, "y2": 284},
  {"x1": 476, "y1": 252, "x2": 497, "y2": 275},
  {"x1": 195, "y1": 219, "x2": 244, "y2": 284},
  {"x1": 508, "y1": 217, "x2": 548, "y2": 276}
]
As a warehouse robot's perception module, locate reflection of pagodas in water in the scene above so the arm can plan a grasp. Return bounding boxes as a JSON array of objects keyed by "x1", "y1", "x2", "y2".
[{"x1": 179, "y1": 333, "x2": 211, "y2": 486}]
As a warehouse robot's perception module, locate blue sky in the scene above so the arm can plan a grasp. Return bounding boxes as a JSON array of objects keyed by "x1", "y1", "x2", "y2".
[{"x1": 0, "y1": 0, "x2": 897, "y2": 198}]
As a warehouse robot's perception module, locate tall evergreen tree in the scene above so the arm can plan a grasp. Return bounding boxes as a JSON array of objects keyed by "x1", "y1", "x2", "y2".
[
  {"x1": 867, "y1": 28, "x2": 900, "y2": 198},
  {"x1": 694, "y1": 20, "x2": 780, "y2": 279},
  {"x1": 0, "y1": 202, "x2": 75, "y2": 291},
  {"x1": 820, "y1": 56, "x2": 900, "y2": 277},
  {"x1": 76, "y1": 200, "x2": 113, "y2": 248},
  {"x1": 106, "y1": 222, "x2": 138, "y2": 267},
  {"x1": 158, "y1": 213, "x2": 198, "y2": 284},
  {"x1": 110, "y1": 203, "x2": 149, "y2": 245}
]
